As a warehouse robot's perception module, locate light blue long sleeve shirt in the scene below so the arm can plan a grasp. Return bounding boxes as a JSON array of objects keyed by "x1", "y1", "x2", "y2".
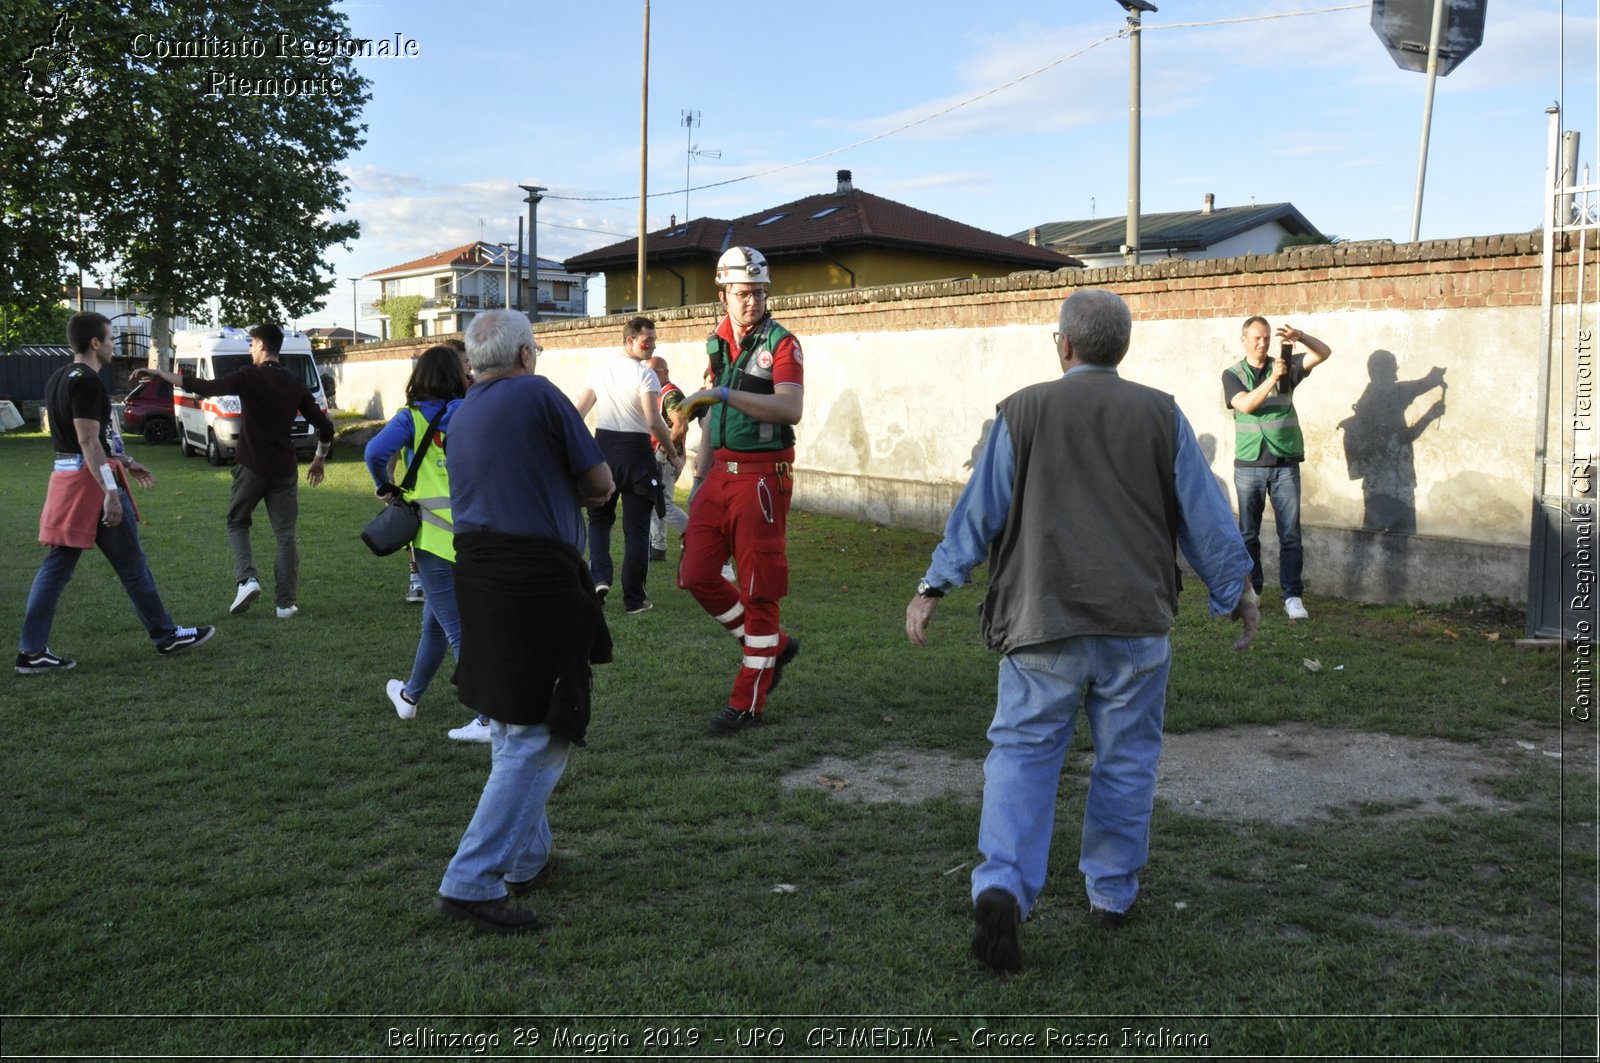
[{"x1": 922, "y1": 365, "x2": 1250, "y2": 619}]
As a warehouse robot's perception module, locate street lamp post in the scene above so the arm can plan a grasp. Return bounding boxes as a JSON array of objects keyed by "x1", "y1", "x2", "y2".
[
  {"x1": 1115, "y1": 0, "x2": 1157, "y2": 267},
  {"x1": 519, "y1": 184, "x2": 546, "y2": 322},
  {"x1": 347, "y1": 277, "x2": 359, "y2": 343}
]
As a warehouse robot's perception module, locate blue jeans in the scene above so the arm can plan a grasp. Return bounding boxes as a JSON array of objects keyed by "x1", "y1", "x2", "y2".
[
  {"x1": 972, "y1": 635, "x2": 1172, "y2": 918},
  {"x1": 404, "y1": 548, "x2": 460, "y2": 703},
  {"x1": 439, "y1": 722, "x2": 569, "y2": 900},
  {"x1": 19, "y1": 486, "x2": 177, "y2": 652},
  {"x1": 227, "y1": 465, "x2": 300, "y2": 608},
  {"x1": 1233, "y1": 464, "x2": 1304, "y2": 597}
]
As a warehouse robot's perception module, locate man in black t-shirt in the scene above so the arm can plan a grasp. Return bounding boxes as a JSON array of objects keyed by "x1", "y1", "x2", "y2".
[
  {"x1": 137, "y1": 323, "x2": 334, "y2": 619},
  {"x1": 16, "y1": 312, "x2": 214, "y2": 674}
]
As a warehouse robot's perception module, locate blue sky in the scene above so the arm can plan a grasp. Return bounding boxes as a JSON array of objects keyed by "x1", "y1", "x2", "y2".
[{"x1": 303, "y1": 0, "x2": 1599, "y2": 330}]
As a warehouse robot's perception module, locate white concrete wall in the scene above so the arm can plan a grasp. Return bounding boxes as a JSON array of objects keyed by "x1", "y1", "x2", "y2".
[{"x1": 335, "y1": 236, "x2": 1572, "y2": 605}]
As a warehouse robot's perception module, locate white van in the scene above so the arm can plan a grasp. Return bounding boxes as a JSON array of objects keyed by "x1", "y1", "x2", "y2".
[{"x1": 172, "y1": 327, "x2": 328, "y2": 465}]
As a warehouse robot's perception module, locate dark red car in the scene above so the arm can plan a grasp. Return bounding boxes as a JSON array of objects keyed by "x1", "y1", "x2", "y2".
[{"x1": 117, "y1": 378, "x2": 177, "y2": 443}]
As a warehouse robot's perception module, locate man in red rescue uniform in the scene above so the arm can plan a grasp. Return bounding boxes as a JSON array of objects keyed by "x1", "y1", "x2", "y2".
[{"x1": 678, "y1": 246, "x2": 803, "y2": 733}]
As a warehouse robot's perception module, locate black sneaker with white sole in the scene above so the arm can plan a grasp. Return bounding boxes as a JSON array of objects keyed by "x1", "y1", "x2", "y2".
[
  {"x1": 156, "y1": 625, "x2": 216, "y2": 657},
  {"x1": 15, "y1": 648, "x2": 76, "y2": 675}
]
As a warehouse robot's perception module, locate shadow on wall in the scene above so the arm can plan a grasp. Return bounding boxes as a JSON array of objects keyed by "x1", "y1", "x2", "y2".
[
  {"x1": 1196, "y1": 433, "x2": 1231, "y2": 504},
  {"x1": 1334, "y1": 349, "x2": 1448, "y2": 597},
  {"x1": 966, "y1": 418, "x2": 994, "y2": 473},
  {"x1": 813, "y1": 388, "x2": 871, "y2": 472}
]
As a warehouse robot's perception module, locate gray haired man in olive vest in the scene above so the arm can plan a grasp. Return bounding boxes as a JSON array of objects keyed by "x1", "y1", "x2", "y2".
[{"x1": 907, "y1": 288, "x2": 1259, "y2": 972}]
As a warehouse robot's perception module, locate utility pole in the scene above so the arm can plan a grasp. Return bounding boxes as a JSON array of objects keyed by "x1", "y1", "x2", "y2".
[
  {"x1": 519, "y1": 184, "x2": 546, "y2": 322},
  {"x1": 637, "y1": 0, "x2": 650, "y2": 312},
  {"x1": 1116, "y1": 1, "x2": 1157, "y2": 267}
]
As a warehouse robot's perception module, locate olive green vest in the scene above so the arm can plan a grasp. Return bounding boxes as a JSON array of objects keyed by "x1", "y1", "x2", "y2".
[
  {"x1": 706, "y1": 319, "x2": 796, "y2": 453},
  {"x1": 981, "y1": 371, "x2": 1181, "y2": 653},
  {"x1": 1228, "y1": 359, "x2": 1304, "y2": 462},
  {"x1": 403, "y1": 406, "x2": 455, "y2": 563}
]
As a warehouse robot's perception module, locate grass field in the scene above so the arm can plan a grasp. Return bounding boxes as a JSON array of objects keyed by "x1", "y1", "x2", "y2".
[{"x1": 0, "y1": 425, "x2": 1592, "y2": 1060}]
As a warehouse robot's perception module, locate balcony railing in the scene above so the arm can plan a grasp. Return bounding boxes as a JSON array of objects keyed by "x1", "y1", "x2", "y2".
[{"x1": 422, "y1": 294, "x2": 483, "y2": 310}]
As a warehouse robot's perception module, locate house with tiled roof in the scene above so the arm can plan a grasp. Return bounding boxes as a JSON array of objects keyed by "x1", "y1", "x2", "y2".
[
  {"x1": 565, "y1": 171, "x2": 1080, "y2": 314},
  {"x1": 1015, "y1": 195, "x2": 1326, "y2": 269},
  {"x1": 364, "y1": 241, "x2": 593, "y2": 338},
  {"x1": 59, "y1": 285, "x2": 191, "y2": 361}
]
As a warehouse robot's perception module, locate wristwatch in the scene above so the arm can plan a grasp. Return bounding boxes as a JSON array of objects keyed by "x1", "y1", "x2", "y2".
[{"x1": 916, "y1": 579, "x2": 945, "y2": 599}]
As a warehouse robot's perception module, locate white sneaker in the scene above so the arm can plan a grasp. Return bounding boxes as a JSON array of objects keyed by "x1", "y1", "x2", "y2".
[
  {"x1": 448, "y1": 718, "x2": 492, "y2": 743},
  {"x1": 1284, "y1": 596, "x2": 1309, "y2": 621},
  {"x1": 230, "y1": 578, "x2": 261, "y2": 614},
  {"x1": 276, "y1": 605, "x2": 298, "y2": 619},
  {"x1": 386, "y1": 679, "x2": 417, "y2": 720}
]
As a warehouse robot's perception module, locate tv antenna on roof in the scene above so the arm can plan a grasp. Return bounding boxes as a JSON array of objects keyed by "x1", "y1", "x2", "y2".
[{"x1": 681, "y1": 109, "x2": 720, "y2": 225}]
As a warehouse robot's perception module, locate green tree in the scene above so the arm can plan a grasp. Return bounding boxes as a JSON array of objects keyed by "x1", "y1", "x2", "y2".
[
  {"x1": 374, "y1": 295, "x2": 425, "y2": 339},
  {"x1": 0, "y1": 303, "x2": 73, "y2": 348},
  {"x1": 2, "y1": 2, "x2": 371, "y2": 365},
  {"x1": 1278, "y1": 232, "x2": 1341, "y2": 250}
]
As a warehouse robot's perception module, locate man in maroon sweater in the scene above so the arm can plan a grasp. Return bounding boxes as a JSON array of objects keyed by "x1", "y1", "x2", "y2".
[{"x1": 136, "y1": 324, "x2": 335, "y2": 618}]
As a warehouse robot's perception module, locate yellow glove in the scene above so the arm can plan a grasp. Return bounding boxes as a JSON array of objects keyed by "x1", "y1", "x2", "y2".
[{"x1": 680, "y1": 388, "x2": 725, "y2": 419}]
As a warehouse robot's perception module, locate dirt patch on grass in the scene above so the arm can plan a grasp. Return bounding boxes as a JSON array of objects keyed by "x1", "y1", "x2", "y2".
[{"x1": 781, "y1": 725, "x2": 1585, "y2": 825}]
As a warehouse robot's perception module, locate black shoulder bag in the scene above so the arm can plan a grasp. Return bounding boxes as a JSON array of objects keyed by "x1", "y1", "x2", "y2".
[{"x1": 361, "y1": 404, "x2": 448, "y2": 557}]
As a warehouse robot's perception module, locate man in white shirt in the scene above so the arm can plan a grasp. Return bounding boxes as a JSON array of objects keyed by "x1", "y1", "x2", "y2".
[{"x1": 574, "y1": 316, "x2": 681, "y2": 615}]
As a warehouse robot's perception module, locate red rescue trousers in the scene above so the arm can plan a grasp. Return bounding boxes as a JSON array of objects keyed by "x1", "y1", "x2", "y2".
[{"x1": 678, "y1": 449, "x2": 795, "y2": 714}]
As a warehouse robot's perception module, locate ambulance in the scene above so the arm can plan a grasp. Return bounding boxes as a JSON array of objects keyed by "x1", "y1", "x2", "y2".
[{"x1": 172, "y1": 327, "x2": 328, "y2": 466}]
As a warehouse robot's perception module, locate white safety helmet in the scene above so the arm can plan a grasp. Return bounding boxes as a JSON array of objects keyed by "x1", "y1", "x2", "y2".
[{"x1": 715, "y1": 246, "x2": 770, "y2": 287}]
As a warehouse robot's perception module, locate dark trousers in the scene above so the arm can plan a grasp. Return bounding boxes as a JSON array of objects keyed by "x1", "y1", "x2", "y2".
[{"x1": 588, "y1": 488, "x2": 653, "y2": 609}]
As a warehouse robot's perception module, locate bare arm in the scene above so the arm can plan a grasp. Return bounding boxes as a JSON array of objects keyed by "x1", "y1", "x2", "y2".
[
  {"x1": 574, "y1": 387, "x2": 596, "y2": 419},
  {"x1": 1228, "y1": 363, "x2": 1286, "y2": 415},
  {"x1": 692, "y1": 416, "x2": 713, "y2": 479},
  {"x1": 76, "y1": 416, "x2": 123, "y2": 527},
  {"x1": 639, "y1": 390, "x2": 681, "y2": 475},
  {"x1": 576, "y1": 460, "x2": 615, "y2": 507},
  {"x1": 1279, "y1": 325, "x2": 1332, "y2": 371}
]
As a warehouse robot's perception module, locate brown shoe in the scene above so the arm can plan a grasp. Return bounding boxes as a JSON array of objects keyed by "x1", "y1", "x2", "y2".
[{"x1": 972, "y1": 888, "x2": 1022, "y2": 972}]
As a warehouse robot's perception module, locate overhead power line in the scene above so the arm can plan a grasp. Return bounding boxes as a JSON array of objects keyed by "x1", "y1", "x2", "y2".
[{"x1": 542, "y1": 3, "x2": 1366, "y2": 206}]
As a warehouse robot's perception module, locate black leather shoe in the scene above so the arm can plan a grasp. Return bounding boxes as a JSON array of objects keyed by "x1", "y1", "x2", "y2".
[
  {"x1": 709, "y1": 706, "x2": 761, "y2": 733},
  {"x1": 505, "y1": 858, "x2": 556, "y2": 897},
  {"x1": 435, "y1": 894, "x2": 539, "y2": 933},
  {"x1": 1088, "y1": 903, "x2": 1133, "y2": 929},
  {"x1": 767, "y1": 635, "x2": 800, "y2": 693},
  {"x1": 972, "y1": 888, "x2": 1022, "y2": 972}
]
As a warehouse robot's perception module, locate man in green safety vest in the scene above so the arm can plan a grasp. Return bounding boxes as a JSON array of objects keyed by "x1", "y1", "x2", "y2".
[{"x1": 1222, "y1": 316, "x2": 1333, "y2": 621}]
